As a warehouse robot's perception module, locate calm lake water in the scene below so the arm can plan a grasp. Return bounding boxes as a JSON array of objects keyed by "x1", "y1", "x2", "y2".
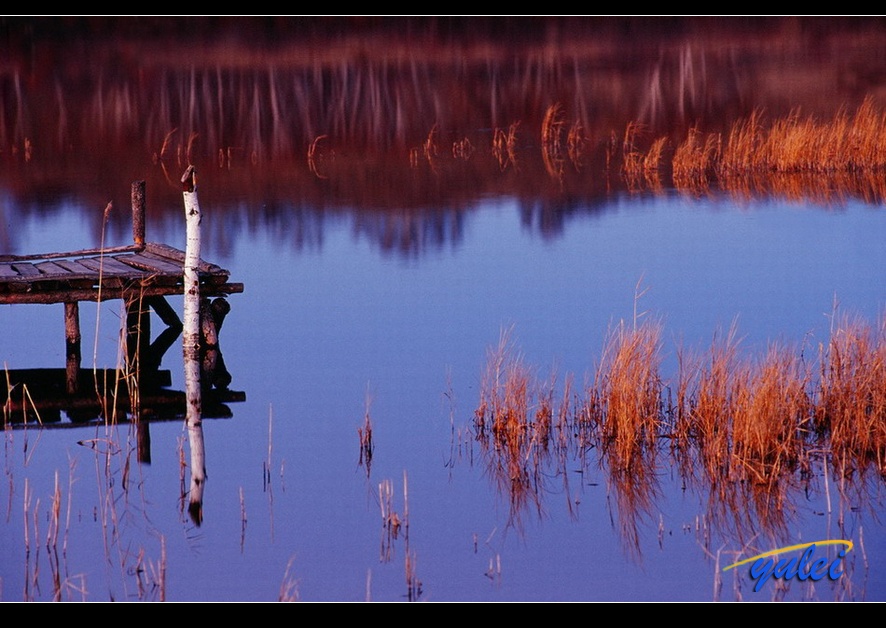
[{"x1": 1, "y1": 17, "x2": 885, "y2": 602}]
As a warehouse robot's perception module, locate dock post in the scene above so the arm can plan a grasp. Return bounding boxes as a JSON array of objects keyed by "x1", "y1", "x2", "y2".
[
  {"x1": 131, "y1": 180, "x2": 146, "y2": 249},
  {"x1": 64, "y1": 302, "x2": 81, "y2": 395}
]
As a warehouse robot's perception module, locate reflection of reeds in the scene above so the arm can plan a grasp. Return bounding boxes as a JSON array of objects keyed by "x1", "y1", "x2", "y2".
[
  {"x1": 541, "y1": 103, "x2": 566, "y2": 180},
  {"x1": 492, "y1": 122, "x2": 519, "y2": 171},
  {"x1": 307, "y1": 134, "x2": 329, "y2": 179},
  {"x1": 358, "y1": 389, "x2": 374, "y2": 478},
  {"x1": 567, "y1": 120, "x2": 588, "y2": 171},
  {"x1": 378, "y1": 478, "x2": 401, "y2": 563},
  {"x1": 452, "y1": 136, "x2": 474, "y2": 160}
]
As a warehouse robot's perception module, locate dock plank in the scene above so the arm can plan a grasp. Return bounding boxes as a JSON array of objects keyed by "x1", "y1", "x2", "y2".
[
  {"x1": 76, "y1": 255, "x2": 150, "y2": 278},
  {"x1": 121, "y1": 252, "x2": 185, "y2": 275},
  {"x1": 12, "y1": 262, "x2": 41, "y2": 277},
  {"x1": 144, "y1": 242, "x2": 225, "y2": 274},
  {"x1": 0, "y1": 263, "x2": 20, "y2": 279},
  {"x1": 53, "y1": 259, "x2": 105, "y2": 278},
  {"x1": 34, "y1": 261, "x2": 76, "y2": 279}
]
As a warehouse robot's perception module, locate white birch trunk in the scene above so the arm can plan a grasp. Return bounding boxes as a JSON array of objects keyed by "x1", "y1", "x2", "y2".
[{"x1": 181, "y1": 166, "x2": 206, "y2": 520}]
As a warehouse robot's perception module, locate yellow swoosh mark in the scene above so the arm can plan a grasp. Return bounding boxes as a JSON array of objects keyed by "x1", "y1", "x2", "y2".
[{"x1": 723, "y1": 539, "x2": 853, "y2": 572}]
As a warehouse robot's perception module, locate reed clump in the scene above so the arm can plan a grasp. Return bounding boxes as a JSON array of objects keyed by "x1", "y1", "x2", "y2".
[
  {"x1": 473, "y1": 328, "x2": 560, "y2": 526},
  {"x1": 671, "y1": 125, "x2": 720, "y2": 192},
  {"x1": 676, "y1": 323, "x2": 743, "y2": 481},
  {"x1": 620, "y1": 121, "x2": 648, "y2": 189},
  {"x1": 472, "y1": 309, "x2": 886, "y2": 526},
  {"x1": 620, "y1": 96, "x2": 886, "y2": 198},
  {"x1": 729, "y1": 343, "x2": 813, "y2": 485},
  {"x1": 815, "y1": 312, "x2": 886, "y2": 474},
  {"x1": 717, "y1": 109, "x2": 766, "y2": 175},
  {"x1": 591, "y1": 318, "x2": 664, "y2": 468}
]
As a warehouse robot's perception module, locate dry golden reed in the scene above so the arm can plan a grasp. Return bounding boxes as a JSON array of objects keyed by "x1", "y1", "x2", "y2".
[
  {"x1": 815, "y1": 312, "x2": 886, "y2": 474},
  {"x1": 672, "y1": 125, "x2": 720, "y2": 192},
  {"x1": 620, "y1": 121, "x2": 648, "y2": 188},
  {"x1": 592, "y1": 318, "x2": 664, "y2": 468},
  {"x1": 616, "y1": 96, "x2": 886, "y2": 198},
  {"x1": 473, "y1": 327, "x2": 561, "y2": 526},
  {"x1": 729, "y1": 342, "x2": 813, "y2": 485},
  {"x1": 474, "y1": 310, "x2": 886, "y2": 499}
]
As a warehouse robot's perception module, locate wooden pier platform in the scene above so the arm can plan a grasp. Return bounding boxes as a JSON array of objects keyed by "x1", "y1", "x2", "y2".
[
  {"x1": 1, "y1": 180, "x2": 244, "y2": 425},
  {"x1": 0, "y1": 241, "x2": 243, "y2": 306}
]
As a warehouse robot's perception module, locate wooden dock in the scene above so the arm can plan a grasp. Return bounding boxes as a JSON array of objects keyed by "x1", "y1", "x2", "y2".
[
  {"x1": 0, "y1": 241, "x2": 243, "y2": 306},
  {"x1": 1, "y1": 180, "x2": 245, "y2": 425}
]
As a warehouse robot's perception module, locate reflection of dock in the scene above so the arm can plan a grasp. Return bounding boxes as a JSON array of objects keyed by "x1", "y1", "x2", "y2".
[
  {"x1": 2, "y1": 368, "x2": 245, "y2": 426},
  {"x1": 1, "y1": 181, "x2": 245, "y2": 426}
]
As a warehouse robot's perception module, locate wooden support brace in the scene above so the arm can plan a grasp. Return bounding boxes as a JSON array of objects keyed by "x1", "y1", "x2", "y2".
[
  {"x1": 64, "y1": 302, "x2": 81, "y2": 395},
  {"x1": 146, "y1": 295, "x2": 182, "y2": 330}
]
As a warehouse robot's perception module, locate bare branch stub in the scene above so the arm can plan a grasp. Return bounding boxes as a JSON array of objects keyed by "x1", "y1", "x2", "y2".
[{"x1": 181, "y1": 165, "x2": 196, "y2": 193}]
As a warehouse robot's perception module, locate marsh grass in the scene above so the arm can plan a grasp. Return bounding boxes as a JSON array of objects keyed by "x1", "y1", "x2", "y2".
[
  {"x1": 473, "y1": 327, "x2": 555, "y2": 527},
  {"x1": 278, "y1": 557, "x2": 300, "y2": 602},
  {"x1": 815, "y1": 312, "x2": 886, "y2": 475},
  {"x1": 620, "y1": 121, "x2": 648, "y2": 189},
  {"x1": 601, "y1": 97, "x2": 886, "y2": 199},
  {"x1": 671, "y1": 125, "x2": 720, "y2": 193},
  {"x1": 593, "y1": 318, "x2": 664, "y2": 468},
  {"x1": 472, "y1": 309, "x2": 886, "y2": 535}
]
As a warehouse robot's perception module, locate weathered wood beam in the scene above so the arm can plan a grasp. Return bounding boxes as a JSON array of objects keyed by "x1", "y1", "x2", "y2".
[
  {"x1": 131, "y1": 180, "x2": 146, "y2": 249},
  {"x1": 0, "y1": 281, "x2": 243, "y2": 306},
  {"x1": 64, "y1": 302, "x2": 81, "y2": 395}
]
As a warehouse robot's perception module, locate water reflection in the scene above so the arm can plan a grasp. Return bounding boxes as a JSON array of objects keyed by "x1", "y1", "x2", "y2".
[{"x1": 3, "y1": 17, "x2": 886, "y2": 259}]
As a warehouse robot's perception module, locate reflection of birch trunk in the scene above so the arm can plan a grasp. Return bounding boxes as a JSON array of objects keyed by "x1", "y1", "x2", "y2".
[{"x1": 182, "y1": 165, "x2": 206, "y2": 524}]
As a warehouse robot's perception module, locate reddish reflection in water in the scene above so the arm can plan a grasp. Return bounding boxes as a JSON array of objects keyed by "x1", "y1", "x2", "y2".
[{"x1": 3, "y1": 16, "x2": 886, "y2": 258}]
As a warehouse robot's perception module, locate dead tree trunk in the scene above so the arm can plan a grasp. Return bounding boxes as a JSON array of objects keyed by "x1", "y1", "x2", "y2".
[{"x1": 181, "y1": 165, "x2": 206, "y2": 524}]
